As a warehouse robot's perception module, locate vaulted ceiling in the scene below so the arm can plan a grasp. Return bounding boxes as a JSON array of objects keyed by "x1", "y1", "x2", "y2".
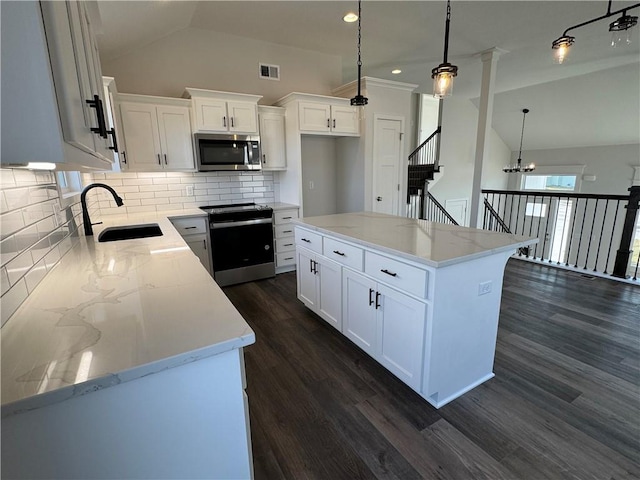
[{"x1": 95, "y1": 1, "x2": 640, "y2": 152}]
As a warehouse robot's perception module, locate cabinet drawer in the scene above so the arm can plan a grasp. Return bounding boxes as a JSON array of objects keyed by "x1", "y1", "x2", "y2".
[
  {"x1": 294, "y1": 227, "x2": 322, "y2": 254},
  {"x1": 275, "y1": 224, "x2": 296, "y2": 238},
  {"x1": 275, "y1": 237, "x2": 296, "y2": 252},
  {"x1": 364, "y1": 251, "x2": 428, "y2": 299},
  {"x1": 274, "y1": 209, "x2": 299, "y2": 224},
  {"x1": 323, "y1": 237, "x2": 363, "y2": 271},
  {"x1": 170, "y1": 216, "x2": 208, "y2": 235},
  {"x1": 276, "y1": 251, "x2": 297, "y2": 267}
]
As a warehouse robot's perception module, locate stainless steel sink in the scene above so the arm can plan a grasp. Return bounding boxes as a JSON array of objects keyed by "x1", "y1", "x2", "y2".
[{"x1": 97, "y1": 223, "x2": 163, "y2": 242}]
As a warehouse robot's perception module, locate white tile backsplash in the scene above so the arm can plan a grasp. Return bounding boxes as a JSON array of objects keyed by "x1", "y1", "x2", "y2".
[
  {"x1": 90, "y1": 171, "x2": 277, "y2": 215},
  {"x1": 0, "y1": 169, "x2": 81, "y2": 326}
]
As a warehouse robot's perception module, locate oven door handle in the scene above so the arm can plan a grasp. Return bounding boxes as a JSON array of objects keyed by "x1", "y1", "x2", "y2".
[{"x1": 211, "y1": 218, "x2": 273, "y2": 229}]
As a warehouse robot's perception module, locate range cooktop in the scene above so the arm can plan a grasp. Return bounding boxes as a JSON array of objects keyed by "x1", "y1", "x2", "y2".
[{"x1": 199, "y1": 202, "x2": 272, "y2": 216}]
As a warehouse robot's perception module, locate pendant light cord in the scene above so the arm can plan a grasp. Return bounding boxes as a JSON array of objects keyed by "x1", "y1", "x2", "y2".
[
  {"x1": 357, "y1": 0, "x2": 363, "y2": 95},
  {"x1": 517, "y1": 108, "x2": 529, "y2": 165}
]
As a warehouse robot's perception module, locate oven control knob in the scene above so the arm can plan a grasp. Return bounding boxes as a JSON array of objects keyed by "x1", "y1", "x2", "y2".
[{"x1": 264, "y1": 245, "x2": 271, "y2": 250}]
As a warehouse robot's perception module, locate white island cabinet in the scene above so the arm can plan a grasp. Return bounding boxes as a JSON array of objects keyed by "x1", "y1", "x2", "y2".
[
  {"x1": 294, "y1": 212, "x2": 537, "y2": 408},
  {"x1": 1, "y1": 211, "x2": 255, "y2": 479}
]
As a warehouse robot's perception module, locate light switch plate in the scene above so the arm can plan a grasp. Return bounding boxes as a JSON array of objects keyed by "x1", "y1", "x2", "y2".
[{"x1": 478, "y1": 281, "x2": 492, "y2": 296}]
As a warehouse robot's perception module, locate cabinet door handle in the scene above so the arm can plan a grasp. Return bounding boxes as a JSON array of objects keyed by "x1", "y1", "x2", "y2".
[
  {"x1": 122, "y1": 151, "x2": 127, "y2": 164},
  {"x1": 231, "y1": 117, "x2": 235, "y2": 128},
  {"x1": 107, "y1": 128, "x2": 118, "y2": 151},
  {"x1": 333, "y1": 250, "x2": 345, "y2": 256},
  {"x1": 375, "y1": 291, "x2": 381, "y2": 309},
  {"x1": 381, "y1": 269, "x2": 397, "y2": 277},
  {"x1": 327, "y1": 119, "x2": 330, "y2": 128},
  {"x1": 309, "y1": 258, "x2": 314, "y2": 273},
  {"x1": 301, "y1": 238, "x2": 311, "y2": 243},
  {"x1": 86, "y1": 95, "x2": 107, "y2": 137},
  {"x1": 185, "y1": 226, "x2": 197, "y2": 230},
  {"x1": 263, "y1": 154, "x2": 266, "y2": 164},
  {"x1": 333, "y1": 119, "x2": 336, "y2": 128},
  {"x1": 376, "y1": 196, "x2": 383, "y2": 202},
  {"x1": 223, "y1": 116, "x2": 227, "y2": 127},
  {"x1": 313, "y1": 260, "x2": 318, "y2": 274},
  {"x1": 203, "y1": 239, "x2": 207, "y2": 250},
  {"x1": 157, "y1": 154, "x2": 162, "y2": 165},
  {"x1": 369, "y1": 288, "x2": 374, "y2": 306},
  {"x1": 164, "y1": 154, "x2": 168, "y2": 165}
]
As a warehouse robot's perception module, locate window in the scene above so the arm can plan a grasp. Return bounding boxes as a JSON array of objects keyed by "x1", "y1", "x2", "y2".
[
  {"x1": 56, "y1": 171, "x2": 83, "y2": 207},
  {"x1": 522, "y1": 174, "x2": 577, "y2": 191}
]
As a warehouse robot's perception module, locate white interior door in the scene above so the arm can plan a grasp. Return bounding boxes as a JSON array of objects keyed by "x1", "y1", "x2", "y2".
[
  {"x1": 445, "y1": 198, "x2": 469, "y2": 226},
  {"x1": 373, "y1": 116, "x2": 404, "y2": 215}
]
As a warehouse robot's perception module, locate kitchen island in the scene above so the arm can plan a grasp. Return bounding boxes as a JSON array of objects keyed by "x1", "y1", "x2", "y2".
[
  {"x1": 294, "y1": 211, "x2": 537, "y2": 408},
  {"x1": 1, "y1": 210, "x2": 255, "y2": 479}
]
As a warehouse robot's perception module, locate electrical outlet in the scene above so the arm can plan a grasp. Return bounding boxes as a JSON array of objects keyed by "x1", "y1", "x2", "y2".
[
  {"x1": 478, "y1": 281, "x2": 492, "y2": 296},
  {"x1": 309, "y1": 181, "x2": 315, "y2": 190},
  {"x1": 185, "y1": 185, "x2": 194, "y2": 196}
]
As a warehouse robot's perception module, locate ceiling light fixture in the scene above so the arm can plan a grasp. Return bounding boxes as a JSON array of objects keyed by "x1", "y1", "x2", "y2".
[
  {"x1": 392, "y1": 69, "x2": 402, "y2": 74},
  {"x1": 432, "y1": 0, "x2": 458, "y2": 98},
  {"x1": 350, "y1": 0, "x2": 368, "y2": 107},
  {"x1": 552, "y1": 0, "x2": 639, "y2": 63},
  {"x1": 343, "y1": 12, "x2": 358, "y2": 23},
  {"x1": 504, "y1": 109, "x2": 535, "y2": 173}
]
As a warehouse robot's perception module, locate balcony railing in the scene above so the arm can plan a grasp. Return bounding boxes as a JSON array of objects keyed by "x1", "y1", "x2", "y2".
[{"x1": 482, "y1": 187, "x2": 640, "y2": 281}]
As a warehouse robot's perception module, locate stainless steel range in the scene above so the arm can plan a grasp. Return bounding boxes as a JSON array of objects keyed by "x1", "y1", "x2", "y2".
[{"x1": 200, "y1": 203, "x2": 275, "y2": 287}]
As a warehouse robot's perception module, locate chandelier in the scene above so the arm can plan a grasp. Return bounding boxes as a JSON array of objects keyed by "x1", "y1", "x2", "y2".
[
  {"x1": 552, "y1": 0, "x2": 639, "y2": 64},
  {"x1": 504, "y1": 109, "x2": 535, "y2": 173}
]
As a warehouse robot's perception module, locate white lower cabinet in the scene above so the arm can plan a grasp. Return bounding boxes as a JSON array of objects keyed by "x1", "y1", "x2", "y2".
[
  {"x1": 296, "y1": 247, "x2": 342, "y2": 331},
  {"x1": 273, "y1": 207, "x2": 299, "y2": 273},
  {"x1": 342, "y1": 268, "x2": 426, "y2": 390},
  {"x1": 169, "y1": 216, "x2": 212, "y2": 275}
]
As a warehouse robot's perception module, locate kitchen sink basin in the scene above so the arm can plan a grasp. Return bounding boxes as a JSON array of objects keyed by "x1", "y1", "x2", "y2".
[{"x1": 98, "y1": 223, "x2": 163, "y2": 242}]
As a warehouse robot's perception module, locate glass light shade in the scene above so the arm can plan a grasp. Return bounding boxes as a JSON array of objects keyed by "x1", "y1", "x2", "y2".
[
  {"x1": 552, "y1": 36, "x2": 574, "y2": 64},
  {"x1": 611, "y1": 28, "x2": 633, "y2": 46},
  {"x1": 433, "y1": 72, "x2": 454, "y2": 98}
]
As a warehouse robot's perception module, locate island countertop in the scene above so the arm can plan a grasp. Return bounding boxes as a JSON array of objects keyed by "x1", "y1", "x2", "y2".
[
  {"x1": 1, "y1": 209, "x2": 255, "y2": 417},
  {"x1": 294, "y1": 211, "x2": 538, "y2": 268}
]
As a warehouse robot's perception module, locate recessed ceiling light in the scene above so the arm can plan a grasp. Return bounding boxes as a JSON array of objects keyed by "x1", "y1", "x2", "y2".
[
  {"x1": 392, "y1": 69, "x2": 402, "y2": 74},
  {"x1": 343, "y1": 12, "x2": 358, "y2": 22}
]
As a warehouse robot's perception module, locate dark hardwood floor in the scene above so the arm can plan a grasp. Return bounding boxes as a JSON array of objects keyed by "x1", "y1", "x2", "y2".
[{"x1": 223, "y1": 259, "x2": 640, "y2": 480}]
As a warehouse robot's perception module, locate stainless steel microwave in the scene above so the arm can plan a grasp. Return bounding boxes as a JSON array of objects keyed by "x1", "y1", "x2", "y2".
[{"x1": 194, "y1": 133, "x2": 261, "y2": 171}]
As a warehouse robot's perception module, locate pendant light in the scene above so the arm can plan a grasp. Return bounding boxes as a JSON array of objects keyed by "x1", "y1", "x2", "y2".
[
  {"x1": 350, "y1": 0, "x2": 368, "y2": 107},
  {"x1": 552, "y1": 0, "x2": 639, "y2": 64},
  {"x1": 432, "y1": 0, "x2": 458, "y2": 98},
  {"x1": 504, "y1": 109, "x2": 535, "y2": 173}
]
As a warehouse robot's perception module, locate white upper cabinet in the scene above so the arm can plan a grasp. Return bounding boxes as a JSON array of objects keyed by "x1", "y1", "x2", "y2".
[
  {"x1": 118, "y1": 94, "x2": 194, "y2": 172},
  {"x1": 1, "y1": 1, "x2": 114, "y2": 170},
  {"x1": 184, "y1": 88, "x2": 262, "y2": 134},
  {"x1": 298, "y1": 102, "x2": 359, "y2": 135},
  {"x1": 258, "y1": 106, "x2": 286, "y2": 170}
]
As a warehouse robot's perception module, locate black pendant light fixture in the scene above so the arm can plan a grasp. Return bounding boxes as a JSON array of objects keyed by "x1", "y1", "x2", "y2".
[
  {"x1": 350, "y1": 0, "x2": 368, "y2": 107},
  {"x1": 432, "y1": 0, "x2": 458, "y2": 98},
  {"x1": 552, "y1": 0, "x2": 639, "y2": 64},
  {"x1": 504, "y1": 109, "x2": 535, "y2": 173}
]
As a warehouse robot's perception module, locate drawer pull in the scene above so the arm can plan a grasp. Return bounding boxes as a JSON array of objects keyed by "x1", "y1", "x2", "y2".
[
  {"x1": 283, "y1": 230, "x2": 293, "y2": 234},
  {"x1": 369, "y1": 288, "x2": 374, "y2": 306},
  {"x1": 381, "y1": 269, "x2": 397, "y2": 277},
  {"x1": 185, "y1": 226, "x2": 197, "y2": 230},
  {"x1": 301, "y1": 238, "x2": 311, "y2": 243},
  {"x1": 333, "y1": 250, "x2": 345, "y2": 256},
  {"x1": 284, "y1": 243, "x2": 293, "y2": 247},
  {"x1": 282, "y1": 216, "x2": 292, "y2": 220},
  {"x1": 284, "y1": 256, "x2": 293, "y2": 261}
]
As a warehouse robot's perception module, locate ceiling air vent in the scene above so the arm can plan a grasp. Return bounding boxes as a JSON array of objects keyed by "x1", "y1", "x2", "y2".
[{"x1": 259, "y1": 63, "x2": 280, "y2": 81}]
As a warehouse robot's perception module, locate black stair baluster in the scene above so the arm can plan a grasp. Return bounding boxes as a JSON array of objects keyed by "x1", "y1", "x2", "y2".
[
  {"x1": 565, "y1": 198, "x2": 579, "y2": 266},
  {"x1": 515, "y1": 194, "x2": 523, "y2": 254},
  {"x1": 603, "y1": 200, "x2": 621, "y2": 274},
  {"x1": 534, "y1": 196, "x2": 545, "y2": 260},
  {"x1": 584, "y1": 199, "x2": 599, "y2": 270},
  {"x1": 593, "y1": 199, "x2": 609, "y2": 272},
  {"x1": 575, "y1": 198, "x2": 590, "y2": 268},
  {"x1": 555, "y1": 198, "x2": 569, "y2": 264}
]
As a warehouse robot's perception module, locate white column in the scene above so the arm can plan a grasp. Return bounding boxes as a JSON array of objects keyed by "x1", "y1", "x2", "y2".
[{"x1": 469, "y1": 49, "x2": 502, "y2": 227}]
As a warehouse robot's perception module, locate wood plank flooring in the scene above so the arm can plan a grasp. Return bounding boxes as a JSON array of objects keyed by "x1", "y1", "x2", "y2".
[{"x1": 222, "y1": 259, "x2": 640, "y2": 480}]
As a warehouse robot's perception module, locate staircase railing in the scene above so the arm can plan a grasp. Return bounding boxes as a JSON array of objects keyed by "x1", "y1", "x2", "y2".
[
  {"x1": 408, "y1": 127, "x2": 441, "y2": 168},
  {"x1": 482, "y1": 187, "x2": 640, "y2": 281},
  {"x1": 408, "y1": 190, "x2": 459, "y2": 225}
]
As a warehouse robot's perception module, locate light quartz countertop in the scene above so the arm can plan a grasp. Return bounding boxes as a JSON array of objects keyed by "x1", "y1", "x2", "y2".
[
  {"x1": 294, "y1": 212, "x2": 538, "y2": 268},
  {"x1": 1, "y1": 209, "x2": 255, "y2": 417}
]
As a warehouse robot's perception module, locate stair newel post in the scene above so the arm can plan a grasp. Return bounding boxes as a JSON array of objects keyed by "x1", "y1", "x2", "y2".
[{"x1": 612, "y1": 185, "x2": 640, "y2": 278}]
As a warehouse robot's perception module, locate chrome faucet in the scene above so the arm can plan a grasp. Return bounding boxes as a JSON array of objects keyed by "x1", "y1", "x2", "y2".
[{"x1": 80, "y1": 183, "x2": 124, "y2": 236}]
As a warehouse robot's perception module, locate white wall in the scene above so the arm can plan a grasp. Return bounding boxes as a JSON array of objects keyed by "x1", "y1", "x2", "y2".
[
  {"x1": 102, "y1": 27, "x2": 342, "y2": 104},
  {"x1": 300, "y1": 137, "x2": 337, "y2": 217},
  {"x1": 506, "y1": 144, "x2": 640, "y2": 194},
  {"x1": 428, "y1": 97, "x2": 510, "y2": 225}
]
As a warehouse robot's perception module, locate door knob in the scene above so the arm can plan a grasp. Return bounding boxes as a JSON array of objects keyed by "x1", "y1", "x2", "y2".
[{"x1": 376, "y1": 196, "x2": 382, "y2": 201}]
